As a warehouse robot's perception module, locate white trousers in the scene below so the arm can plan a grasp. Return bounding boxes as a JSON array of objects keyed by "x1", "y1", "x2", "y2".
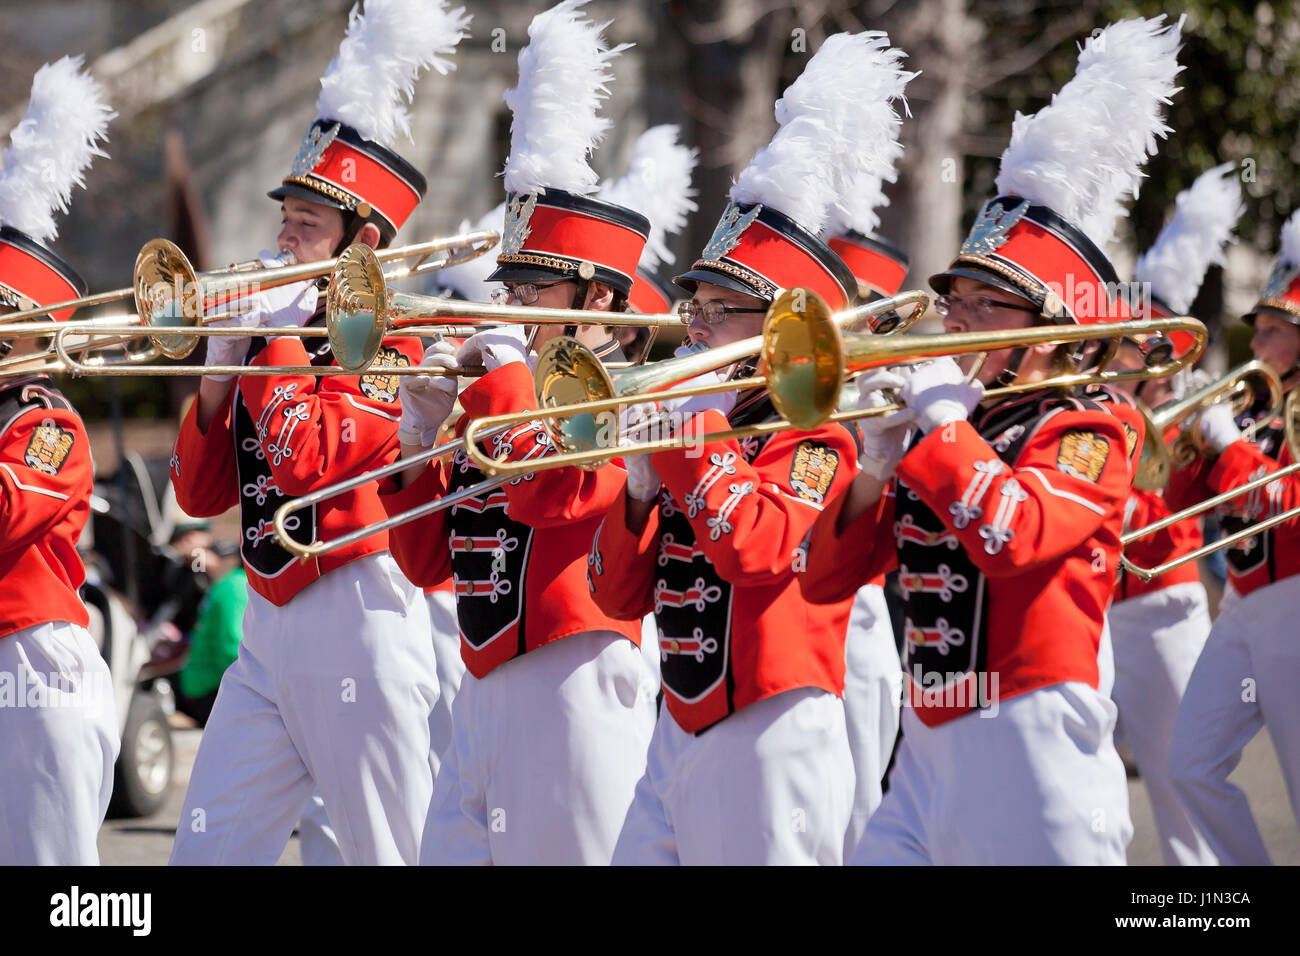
[
  {"x1": 427, "y1": 587, "x2": 465, "y2": 780},
  {"x1": 1169, "y1": 573, "x2": 1300, "y2": 865},
  {"x1": 421, "y1": 630, "x2": 656, "y2": 865},
  {"x1": 1108, "y1": 582, "x2": 1216, "y2": 865},
  {"x1": 297, "y1": 791, "x2": 341, "y2": 866},
  {"x1": 842, "y1": 584, "x2": 902, "y2": 858},
  {"x1": 855, "y1": 683, "x2": 1132, "y2": 865},
  {"x1": 170, "y1": 553, "x2": 437, "y2": 865},
  {"x1": 0, "y1": 621, "x2": 119, "y2": 865},
  {"x1": 300, "y1": 587, "x2": 464, "y2": 866},
  {"x1": 613, "y1": 687, "x2": 855, "y2": 866}
]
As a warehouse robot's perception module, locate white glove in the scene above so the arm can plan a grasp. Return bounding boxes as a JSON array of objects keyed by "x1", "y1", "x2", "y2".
[
  {"x1": 202, "y1": 310, "x2": 263, "y2": 382},
  {"x1": 1197, "y1": 401, "x2": 1242, "y2": 455},
  {"x1": 251, "y1": 251, "x2": 318, "y2": 329},
  {"x1": 398, "y1": 341, "x2": 459, "y2": 447},
  {"x1": 854, "y1": 368, "x2": 913, "y2": 479},
  {"x1": 901, "y1": 357, "x2": 984, "y2": 434},
  {"x1": 458, "y1": 326, "x2": 531, "y2": 373},
  {"x1": 619, "y1": 403, "x2": 664, "y2": 501}
]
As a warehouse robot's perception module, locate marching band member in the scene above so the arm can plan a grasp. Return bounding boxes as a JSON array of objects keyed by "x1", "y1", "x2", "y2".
[
  {"x1": 799, "y1": 16, "x2": 1184, "y2": 865},
  {"x1": 590, "y1": 32, "x2": 915, "y2": 865},
  {"x1": 0, "y1": 57, "x2": 118, "y2": 866},
  {"x1": 168, "y1": 0, "x2": 470, "y2": 865},
  {"x1": 822, "y1": 85, "x2": 913, "y2": 858},
  {"x1": 1103, "y1": 164, "x2": 1244, "y2": 866},
  {"x1": 1167, "y1": 207, "x2": 1300, "y2": 864},
  {"x1": 382, "y1": 0, "x2": 658, "y2": 865}
]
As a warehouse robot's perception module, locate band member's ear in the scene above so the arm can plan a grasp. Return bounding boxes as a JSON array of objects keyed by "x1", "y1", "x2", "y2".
[
  {"x1": 354, "y1": 221, "x2": 383, "y2": 250},
  {"x1": 586, "y1": 281, "x2": 615, "y2": 312}
]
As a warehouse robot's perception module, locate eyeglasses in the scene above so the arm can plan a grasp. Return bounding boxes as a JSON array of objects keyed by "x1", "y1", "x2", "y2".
[
  {"x1": 492, "y1": 281, "x2": 570, "y2": 306},
  {"x1": 935, "y1": 294, "x2": 1040, "y2": 320},
  {"x1": 676, "y1": 300, "x2": 768, "y2": 326}
]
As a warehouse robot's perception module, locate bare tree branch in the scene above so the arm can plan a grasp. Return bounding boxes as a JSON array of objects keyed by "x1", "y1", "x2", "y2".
[{"x1": 969, "y1": 8, "x2": 1094, "y2": 92}]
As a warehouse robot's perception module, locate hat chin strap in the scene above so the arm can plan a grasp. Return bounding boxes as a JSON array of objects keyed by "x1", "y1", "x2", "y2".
[
  {"x1": 991, "y1": 346, "x2": 1029, "y2": 390},
  {"x1": 564, "y1": 278, "x2": 591, "y2": 338}
]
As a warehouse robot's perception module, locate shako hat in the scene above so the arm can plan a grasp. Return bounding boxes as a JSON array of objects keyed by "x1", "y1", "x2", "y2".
[
  {"x1": 1133, "y1": 162, "x2": 1242, "y2": 356},
  {"x1": 487, "y1": 0, "x2": 648, "y2": 299},
  {"x1": 1247, "y1": 208, "x2": 1300, "y2": 327},
  {"x1": 931, "y1": 16, "x2": 1185, "y2": 326},
  {"x1": 676, "y1": 32, "x2": 915, "y2": 312},
  {"x1": 0, "y1": 56, "x2": 112, "y2": 323},
  {"x1": 268, "y1": 0, "x2": 470, "y2": 244}
]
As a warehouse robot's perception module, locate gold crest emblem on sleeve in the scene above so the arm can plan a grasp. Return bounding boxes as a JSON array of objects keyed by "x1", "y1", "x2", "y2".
[
  {"x1": 1056, "y1": 429, "x2": 1110, "y2": 483},
  {"x1": 789, "y1": 440, "x2": 839, "y2": 504},
  {"x1": 360, "y1": 347, "x2": 410, "y2": 403},
  {"x1": 24, "y1": 418, "x2": 75, "y2": 475}
]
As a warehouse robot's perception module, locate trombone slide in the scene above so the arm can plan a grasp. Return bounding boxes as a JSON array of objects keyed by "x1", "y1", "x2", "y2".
[{"x1": 1121, "y1": 461, "x2": 1300, "y2": 581}]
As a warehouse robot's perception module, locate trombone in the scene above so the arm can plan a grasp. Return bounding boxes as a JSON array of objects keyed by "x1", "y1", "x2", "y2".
[
  {"x1": 1121, "y1": 390, "x2": 1300, "y2": 581},
  {"x1": 461, "y1": 287, "x2": 1206, "y2": 476},
  {"x1": 263, "y1": 285, "x2": 899, "y2": 559},
  {"x1": 0, "y1": 229, "x2": 500, "y2": 377},
  {"x1": 1131, "y1": 360, "x2": 1284, "y2": 491},
  {"x1": 323, "y1": 243, "x2": 687, "y2": 373}
]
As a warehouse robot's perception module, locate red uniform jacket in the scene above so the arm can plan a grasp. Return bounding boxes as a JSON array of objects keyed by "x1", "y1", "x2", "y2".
[
  {"x1": 1118, "y1": 485, "x2": 1203, "y2": 600},
  {"x1": 0, "y1": 376, "x2": 91, "y2": 638},
  {"x1": 171, "y1": 317, "x2": 421, "y2": 606},
  {"x1": 381, "y1": 358, "x2": 640, "y2": 679},
  {"x1": 800, "y1": 391, "x2": 1133, "y2": 727},
  {"x1": 1170, "y1": 401, "x2": 1300, "y2": 597},
  {"x1": 588, "y1": 389, "x2": 858, "y2": 733},
  {"x1": 1082, "y1": 385, "x2": 1203, "y2": 600}
]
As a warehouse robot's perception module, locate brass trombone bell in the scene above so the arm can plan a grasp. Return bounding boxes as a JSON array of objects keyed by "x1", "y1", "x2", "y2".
[
  {"x1": 1131, "y1": 360, "x2": 1284, "y2": 491},
  {"x1": 135, "y1": 230, "x2": 500, "y2": 360},
  {"x1": 325, "y1": 243, "x2": 687, "y2": 374}
]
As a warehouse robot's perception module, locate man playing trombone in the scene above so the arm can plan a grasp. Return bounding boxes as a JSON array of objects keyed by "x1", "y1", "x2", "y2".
[
  {"x1": 380, "y1": 1, "x2": 658, "y2": 865},
  {"x1": 0, "y1": 57, "x2": 119, "y2": 865},
  {"x1": 1095, "y1": 164, "x2": 1245, "y2": 866},
  {"x1": 1166, "y1": 208, "x2": 1300, "y2": 865},
  {"x1": 167, "y1": 0, "x2": 470, "y2": 865},
  {"x1": 798, "y1": 16, "x2": 1186, "y2": 865},
  {"x1": 587, "y1": 31, "x2": 919, "y2": 865}
]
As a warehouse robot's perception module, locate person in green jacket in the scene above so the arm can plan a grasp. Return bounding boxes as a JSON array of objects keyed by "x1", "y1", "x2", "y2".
[{"x1": 177, "y1": 544, "x2": 246, "y2": 726}]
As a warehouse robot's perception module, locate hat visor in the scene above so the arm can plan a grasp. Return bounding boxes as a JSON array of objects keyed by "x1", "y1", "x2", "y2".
[
  {"x1": 1242, "y1": 304, "x2": 1300, "y2": 328},
  {"x1": 928, "y1": 264, "x2": 1039, "y2": 305},
  {"x1": 267, "y1": 182, "x2": 352, "y2": 213},
  {"x1": 672, "y1": 266, "x2": 773, "y2": 303},
  {"x1": 485, "y1": 261, "x2": 577, "y2": 286}
]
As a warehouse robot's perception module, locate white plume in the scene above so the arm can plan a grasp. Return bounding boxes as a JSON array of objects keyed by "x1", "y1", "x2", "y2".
[
  {"x1": 502, "y1": 0, "x2": 632, "y2": 196},
  {"x1": 1133, "y1": 163, "x2": 1243, "y2": 313},
  {"x1": 316, "y1": 0, "x2": 471, "y2": 147},
  {"x1": 821, "y1": 42, "x2": 913, "y2": 239},
  {"x1": 599, "y1": 125, "x2": 698, "y2": 271},
  {"x1": 436, "y1": 203, "x2": 505, "y2": 301},
  {"x1": 1279, "y1": 207, "x2": 1300, "y2": 269},
  {"x1": 995, "y1": 15, "x2": 1183, "y2": 248},
  {"x1": 0, "y1": 56, "x2": 113, "y2": 244},
  {"x1": 731, "y1": 32, "x2": 916, "y2": 237}
]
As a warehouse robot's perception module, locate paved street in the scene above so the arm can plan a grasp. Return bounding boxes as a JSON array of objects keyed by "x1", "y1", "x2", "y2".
[
  {"x1": 98, "y1": 720, "x2": 1297, "y2": 866},
  {"x1": 98, "y1": 728, "x2": 301, "y2": 866}
]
